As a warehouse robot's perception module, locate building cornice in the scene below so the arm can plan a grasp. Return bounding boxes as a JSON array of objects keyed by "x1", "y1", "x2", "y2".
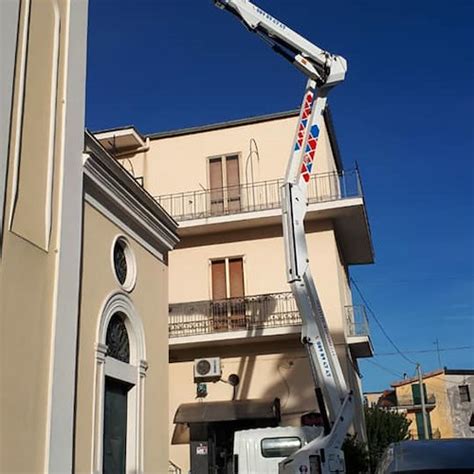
[{"x1": 83, "y1": 131, "x2": 179, "y2": 261}]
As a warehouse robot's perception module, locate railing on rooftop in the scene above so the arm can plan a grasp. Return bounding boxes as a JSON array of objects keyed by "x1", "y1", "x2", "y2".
[
  {"x1": 169, "y1": 292, "x2": 370, "y2": 341},
  {"x1": 156, "y1": 169, "x2": 362, "y2": 222},
  {"x1": 345, "y1": 304, "x2": 370, "y2": 338}
]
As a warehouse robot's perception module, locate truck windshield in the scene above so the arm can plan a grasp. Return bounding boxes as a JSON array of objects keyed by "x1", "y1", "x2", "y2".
[{"x1": 261, "y1": 437, "x2": 302, "y2": 458}]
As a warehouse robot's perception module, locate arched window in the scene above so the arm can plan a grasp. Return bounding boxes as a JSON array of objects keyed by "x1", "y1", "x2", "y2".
[
  {"x1": 94, "y1": 294, "x2": 147, "y2": 474},
  {"x1": 106, "y1": 312, "x2": 130, "y2": 363}
]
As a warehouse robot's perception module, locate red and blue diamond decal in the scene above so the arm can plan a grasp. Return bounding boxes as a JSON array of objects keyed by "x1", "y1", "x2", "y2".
[
  {"x1": 300, "y1": 124, "x2": 320, "y2": 182},
  {"x1": 294, "y1": 92, "x2": 314, "y2": 152}
]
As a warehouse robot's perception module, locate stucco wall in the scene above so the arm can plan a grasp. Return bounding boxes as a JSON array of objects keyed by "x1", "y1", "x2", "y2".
[
  {"x1": 74, "y1": 203, "x2": 170, "y2": 473},
  {"x1": 445, "y1": 374, "x2": 474, "y2": 438},
  {"x1": 169, "y1": 349, "x2": 315, "y2": 472},
  {"x1": 123, "y1": 113, "x2": 338, "y2": 197},
  {"x1": 0, "y1": 0, "x2": 87, "y2": 471},
  {"x1": 169, "y1": 220, "x2": 348, "y2": 343}
]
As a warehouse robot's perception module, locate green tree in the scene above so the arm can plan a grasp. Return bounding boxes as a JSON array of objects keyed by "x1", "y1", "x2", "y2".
[
  {"x1": 365, "y1": 406, "x2": 411, "y2": 472},
  {"x1": 342, "y1": 435, "x2": 370, "y2": 474}
]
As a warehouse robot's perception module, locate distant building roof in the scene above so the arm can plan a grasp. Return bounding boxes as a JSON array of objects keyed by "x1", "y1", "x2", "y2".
[{"x1": 391, "y1": 368, "x2": 474, "y2": 388}]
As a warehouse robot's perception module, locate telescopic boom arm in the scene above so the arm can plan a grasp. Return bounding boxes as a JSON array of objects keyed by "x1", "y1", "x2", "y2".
[
  {"x1": 214, "y1": 1, "x2": 353, "y2": 473},
  {"x1": 214, "y1": 0, "x2": 346, "y2": 87}
]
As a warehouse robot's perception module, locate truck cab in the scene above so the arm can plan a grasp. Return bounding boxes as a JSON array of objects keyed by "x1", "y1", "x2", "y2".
[{"x1": 233, "y1": 426, "x2": 322, "y2": 474}]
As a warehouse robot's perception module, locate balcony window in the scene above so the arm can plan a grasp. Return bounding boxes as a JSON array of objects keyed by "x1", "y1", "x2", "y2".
[
  {"x1": 209, "y1": 154, "x2": 241, "y2": 215},
  {"x1": 211, "y1": 257, "x2": 245, "y2": 330},
  {"x1": 459, "y1": 385, "x2": 471, "y2": 402}
]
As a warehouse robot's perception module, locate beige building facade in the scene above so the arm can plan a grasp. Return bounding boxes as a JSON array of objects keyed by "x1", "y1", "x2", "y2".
[
  {"x1": 97, "y1": 109, "x2": 375, "y2": 472},
  {"x1": 0, "y1": 2, "x2": 178, "y2": 473}
]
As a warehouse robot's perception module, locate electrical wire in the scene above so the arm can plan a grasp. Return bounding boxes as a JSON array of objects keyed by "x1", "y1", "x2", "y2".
[
  {"x1": 351, "y1": 277, "x2": 418, "y2": 366},
  {"x1": 374, "y1": 345, "x2": 474, "y2": 357},
  {"x1": 364, "y1": 359, "x2": 404, "y2": 379}
]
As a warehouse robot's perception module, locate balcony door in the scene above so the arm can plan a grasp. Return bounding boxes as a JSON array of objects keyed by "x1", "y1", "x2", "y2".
[
  {"x1": 209, "y1": 155, "x2": 241, "y2": 215},
  {"x1": 211, "y1": 257, "x2": 246, "y2": 330}
]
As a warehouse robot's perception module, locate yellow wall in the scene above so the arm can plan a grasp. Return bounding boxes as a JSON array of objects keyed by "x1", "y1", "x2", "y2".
[
  {"x1": 395, "y1": 375, "x2": 454, "y2": 439},
  {"x1": 74, "y1": 203, "x2": 170, "y2": 473},
  {"x1": 0, "y1": 0, "x2": 87, "y2": 471}
]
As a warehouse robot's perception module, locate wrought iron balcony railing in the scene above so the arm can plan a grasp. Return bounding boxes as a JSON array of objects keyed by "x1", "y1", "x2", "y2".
[
  {"x1": 169, "y1": 292, "x2": 370, "y2": 341},
  {"x1": 345, "y1": 304, "x2": 370, "y2": 338},
  {"x1": 169, "y1": 292, "x2": 300, "y2": 338},
  {"x1": 397, "y1": 393, "x2": 436, "y2": 407},
  {"x1": 156, "y1": 169, "x2": 362, "y2": 222}
]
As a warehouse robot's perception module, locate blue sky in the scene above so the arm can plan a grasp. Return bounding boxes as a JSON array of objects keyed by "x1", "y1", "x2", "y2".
[{"x1": 86, "y1": 0, "x2": 474, "y2": 391}]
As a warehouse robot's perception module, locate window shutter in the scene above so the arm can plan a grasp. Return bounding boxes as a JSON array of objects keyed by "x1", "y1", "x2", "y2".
[
  {"x1": 211, "y1": 260, "x2": 226, "y2": 300},
  {"x1": 229, "y1": 258, "x2": 244, "y2": 298},
  {"x1": 209, "y1": 158, "x2": 224, "y2": 214},
  {"x1": 226, "y1": 155, "x2": 241, "y2": 212}
]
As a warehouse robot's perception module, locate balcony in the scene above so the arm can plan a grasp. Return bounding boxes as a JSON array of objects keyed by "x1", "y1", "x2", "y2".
[
  {"x1": 345, "y1": 305, "x2": 374, "y2": 358},
  {"x1": 168, "y1": 293, "x2": 373, "y2": 359},
  {"x1": 169, "y1": 292, "x2": 301, "y2": 351},
  {"x1": 397, "y1": 393, "x2": 437, "y2": 410},
  {"x1": 156, "y1": 169, "x2": 373, "y2": 264}
]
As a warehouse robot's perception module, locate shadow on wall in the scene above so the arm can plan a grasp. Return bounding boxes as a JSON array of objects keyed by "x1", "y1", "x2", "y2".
[
  {"x1": 230, "y1": 329, "x2": 347, "y2": 426},
  {"x1": 248, "y1": 328, "x2": 348, "y2": 424}
]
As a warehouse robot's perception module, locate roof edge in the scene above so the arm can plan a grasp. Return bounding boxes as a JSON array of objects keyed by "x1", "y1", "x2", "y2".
[
  {"x1": 391, "y1": 367, "x2": 474, "y2": 387},
  {"x1": 147, "y1": 109, "x2": 300, "y2": 140},
  {"x1": 91, "y1": 106, "x2": 345, "y2": 172}
]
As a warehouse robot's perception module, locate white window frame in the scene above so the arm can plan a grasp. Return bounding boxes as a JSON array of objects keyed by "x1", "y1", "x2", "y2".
[{"x1": 93, "y1": 292, "x2": 147, "y2": 474}]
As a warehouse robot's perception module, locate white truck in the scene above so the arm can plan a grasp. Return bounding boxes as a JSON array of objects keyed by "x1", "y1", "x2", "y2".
[
  {"x1": 213, "y1": 2, "x2": 354, "y2": 473},
  {"x1": 234, "y1": 427, "x2": 322, "y2": 474}
]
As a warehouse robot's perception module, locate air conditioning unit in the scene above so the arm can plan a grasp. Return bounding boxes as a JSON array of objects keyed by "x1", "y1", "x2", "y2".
[{"x1": 194, "y1": 357, "x2": 222, "y2": 383}]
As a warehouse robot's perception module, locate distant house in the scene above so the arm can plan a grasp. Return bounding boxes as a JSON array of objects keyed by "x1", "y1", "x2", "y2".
[
  {"x1": 391, "y1": 368, "x2": 474, "y2": 440},
  {"x1": 365, "y1": 368, "x2": 474, "y2": 440},
  {"x1": 364, "y1": 389, "x2": 397, "y2": 409}
]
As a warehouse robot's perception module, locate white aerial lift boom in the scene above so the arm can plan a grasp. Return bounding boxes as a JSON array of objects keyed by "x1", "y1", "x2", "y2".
[{"x1": 214, "y1": 1, "x2": 353, "y2": 473}]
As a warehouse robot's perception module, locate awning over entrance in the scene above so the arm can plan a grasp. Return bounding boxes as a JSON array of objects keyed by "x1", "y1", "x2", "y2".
[
  {"x1": 172, "y1": 399, "x2": 280, "y2": 444},
  {"x1": 174, "y1": 399, "x2": 280, "y2": 424}
]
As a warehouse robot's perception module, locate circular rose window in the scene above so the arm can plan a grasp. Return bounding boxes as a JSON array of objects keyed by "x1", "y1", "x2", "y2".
[{"x1": 112, "y1": 237, "x2": 136, "y2": 292}]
